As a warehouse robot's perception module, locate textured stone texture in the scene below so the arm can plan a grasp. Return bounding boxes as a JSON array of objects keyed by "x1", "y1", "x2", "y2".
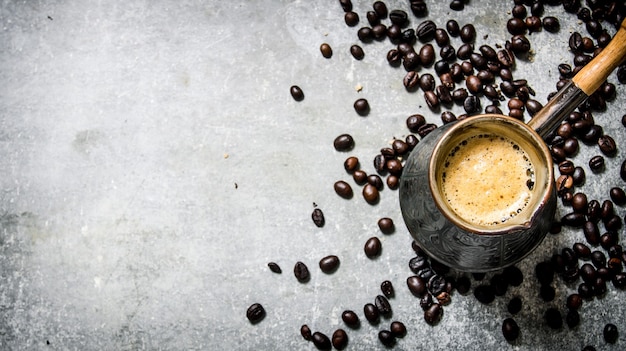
[{"x1": 1, "y1": 0, "x2": 625, "y2": 350}]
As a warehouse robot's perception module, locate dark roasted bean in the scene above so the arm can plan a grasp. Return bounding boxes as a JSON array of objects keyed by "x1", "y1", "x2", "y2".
[
  {"x1": 507, "y1": 18, "x2": 527, "y2": 35},
  {"x1": 319, "y1": 255, "x2": 340, "y2": 273},
  {"x1": 544, "y1": 308, "x2": 562, "y2": 329},
  {"x1": 603, "y1": 323, "x2": 619, "y2": 344},
  {"x1": 378, "y1": 217, "x2": 395, "y2": 234},
  {"x1": 406, "y1": 114, "x2": 426, "y2": 132},
  {"x1": 407, "y1": 275, "x2": 427, "y2": 297},
  {"x1": 268, "y1": 262, "x2": 282, "y2": 274},
  {"x1": 354, "y1": 98, "x2": 369, "y2": 116},
  {"x1": 416, "y1": 20, "x2": 436, "y2": 42},
  {"x1": 301, "y1": 324, "x2": 312, "y2": 340},
  {"x1": 342, "y1": 310, "x2": 360, "y2": 328},
  {"x1": 460, "y1": 24, "x2": 476, "y2": 43},
  {"x1": 507, "y1": 297, "x2": 522, "y2": 314},
  {"x1": 364, "y1": 237, "x2": 382, "y2": 258},
  {"x1": 357, "y1": 27, "x2": 373, "y2": 42},
  {"x1": 543, "y1": 16, "x2": 560, "y2": 32},
  {"x1": 390, "y1": 321, "x2": 406, "y2": 338},
  {"x1": 423, "y1": 303, "x2": 442, "y2": 324},
  {"x1": 378, "y1": 330, "x2": 395, "y2": 347},
  {"x1": 403, "y1": 71, "x2": 420, "y2": 90},
  {"x1": 446, "y1": 19, "x2": 460, "y2": 37},
  {"x1": 389, "y1": 10, "x2": 408, "y2": 26},
  {"x1": 290, "y1": 85, "x2": 304, "y2": 101},
  {"x1": 246, "y1": 303, "x2": 266, "y2": 324},
  {"x1": 598, "y1": 135, "x2": 617, "y2": 156},
  {"x1": 381, "y1": 280, "x2": 394, "y2": 298},
  {"x1": 294, "y1": 261, "x2": 310, "y2": 282},
  {"x1": 350, "y1": 45, "x2": 364, "y2": 60},
  {"x1": 334, "y1": 180, "x2": 353, "y2": 199},
  {"x1": 344, "y1": 11, "x2": 359, "y2": 27},
  {"x1": 312, "y1": 208, "x2": 325, "y2": 227},
  {"x1": 589, "y1": 155, "x2": 605, "y2": 172},
  {"x1": 320, "y1": 43, "x2": 333, "y2": 58},
  {"x1": 474, "y1": 284, "x2": 495, "y2": 304},
  {"x1": 419, "y1": 73, "x2": 435, "y2": 91},
  {"x1": 312, "y1": 332, "x2": 332, "y2": 350},
  {"x1": 375, "y1": 295, "x2": 392, "y2": 316},
  {"x1": 344, "y1": 156, "x2": 359, "y2": 173},
  {"x1": 334, "y1": 134, "x2": 354, "y2": 151},
  {"x1": 363, "y1": 303, "x2": 380, "y2": 324},
  {"x1": 331, "y1": 329, "x2": 348, "y2": 350},
  {"x1": 352, "y1": 170, "x2": 367, "y2": 185},
  {"x1": 502, "y1": 318, "x2": 520, "y2": 341}
]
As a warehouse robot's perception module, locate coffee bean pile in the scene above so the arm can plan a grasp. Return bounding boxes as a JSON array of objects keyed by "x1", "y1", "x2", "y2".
[{"x1": 248, "y1": 0, "x2": 626, "y2": 349}]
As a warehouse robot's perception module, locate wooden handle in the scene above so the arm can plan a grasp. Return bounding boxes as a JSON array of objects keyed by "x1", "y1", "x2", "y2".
[{"x1": 573, "y1": 18, "x2": 626, "y2": 95}]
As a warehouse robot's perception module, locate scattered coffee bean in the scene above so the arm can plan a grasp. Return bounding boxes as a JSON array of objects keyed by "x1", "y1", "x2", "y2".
[
  {"x1": 301, "y1": 324, "x2": 312, "y2": 341},
  {"x1": 390, "y1": 321, "x2": 406, "y2": 338},
  {"x1": 378, "y1": 217, "x2": 395, "y2": 234},
  {"x1": 353, "y1": 98, "x2": 370, "y2": 116},
  {"x1": 362, "y1": 183, "x2": 380, "y2": 204},
  {"x1": 333, "y1": 134, "x2": 354, "y2": 151},
  {"x1": 502, "y1": 318, "x2": 520, "y2": 341},
  {"x1": 589, "y1": 155, "x2": 605, "y2": 172},
  {"x1": 364, "y1": 303, "x2": 380, "y2": 324},
  {"x1": 312, "y1": 331, "x2": 332, "y2": 350},
  {"x1": 544, "y1": 308, "x2": 563, "y2": 329},
  {"x1": 320, "y1": 43, "x2": 333, "y2": 58},
  {"x1": 334, "y1": 180, "x2": 353, "y2": 199},
  {"x1": 543, "y1": 16, "x2": 560, "y2": 33},
  {"x1": 566, "y1": 309, "x2": 580, "y2": 328},
  {"x1": 378, "y1": 330, "x2": 395, "y2": 347},
  {"x1": 290, "y1": 85, "x2": 304, "y2": 101},
  {"x1": 603, "y1": 323, "x2": 618, "y2": 344},
  {"x1": 294, "y1": 261, "x2": 310, "y2": 283},
  {"x1": 331, "y1": 329, "x2": 348, "y2": 350},
  {"x1": 416, "y1": 20, "x2": 436, "y2": 42},
  {"x1": 319, "y1": 255, "x2": 340, "y2": 273},
  {"x1": 364, "y1": 236, "x2": 382, "y2": 258},
  {"x1": 407, "y1": 275, "x2": 427, "y2": 297},
  {"x1": 424, "y1": 303, "x2": 442, "y2": 324},
  {"x1": 344, "y1": 11, "x2": 359, "y2": 27},
  {"x1": 246, "y1": 303, "x2": 266, "y2": 324},
  {"x1": 268, "y1": 262, "x2": 282, "y2": 274},
  {"x1": 350, "y1": 44, "x2": 364, "y2": 60},
  {"x1": 375, "y1": 295, "x2": 392, "y2": 316},
  {"x1": 460, "y1": 23, "x2": 476, "y2": 43},
  {"x1": 381, "y1": 280, "x2": 394, "y2": 298},
  {"x1": 507, "y1": 297, "x2": 522, "y2": 314},
  {"x1": 312, "y1": 208, "x2": 325, "y2": 227},
  {"x1": 341, "y1": 310, "x2": 360, "y2": 328},
  {"x1": 598, "y1": 135, "x2": 617, "y2": 156},
  {"x1": 474, "y1": 284, "x2": 496, "y2": 304}
]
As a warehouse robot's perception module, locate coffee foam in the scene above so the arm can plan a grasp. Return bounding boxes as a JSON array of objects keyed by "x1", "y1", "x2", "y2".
[{"x1": 441, "y1": 133, "x2": 535, "y2": 226}]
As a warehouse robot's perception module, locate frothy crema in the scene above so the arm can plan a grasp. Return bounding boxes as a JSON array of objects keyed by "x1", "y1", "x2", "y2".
[{"x1": 441, "y1": 134, "x2": 536, "y2": 226}]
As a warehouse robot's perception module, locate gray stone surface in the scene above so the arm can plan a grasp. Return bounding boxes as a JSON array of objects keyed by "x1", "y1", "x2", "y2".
[{"x1": 1, "y1": 0, "x2": 625, "y2": 350}]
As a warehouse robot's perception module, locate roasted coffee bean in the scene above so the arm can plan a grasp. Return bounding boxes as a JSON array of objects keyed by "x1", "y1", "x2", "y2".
[
  {"x1": 526, "y1": 16, "x2": 542, "y2": 33},
  {"x1": 378, "y1": 330, "x2": 395, "y2": 347},
  {"x1": 507, "y1": 18, "x2": 527, "y2": 35},
  {"x1": 294, "y1": 261, "x2": 310, "y2": 282},
  {"x1": 589, "y1": 155, "x2": 605, "y2": 172},
  {"x1": 334, "y1": 181, "x2": 353, "y2": 199},
  {"x1": 268, "y1": 262, "x2": 282, "y2": 274},
  {"x1": 390, "y1": 321, "x2": 406, "y2": 338},
  {"x1": 387, "y1": 49, "x2": 402, "y2": 66},
  {"x1": 290, "y1": 85, "x2": 304, "y2": 101},
  {"x1": 580, "y1": 263, "x2": 597, "y2": 283},
  {"x1": 312, "y1": 332, "x2": 332, "y2": 350},
  {"x1": 389, "y1": 10, "x2": 408, "y2": 27},
  {"x1": 350, "y1": 45, "x2": 364, "y2": 60},
  {"x1": 372, "y1": 1, "x2": 387, "y2": 17},
  {"x1": 434, "y1": 60, "x2": 450, "y2": 75},
  {"x1": 419, "y1": 73, "x2": 435, "y2": 91},
  {"x1": 446, "y1": 19, "x2": 460, "y2": 37},
  {"x1": 406, "y1": 114, "x2": 426, "y2": 131},
  {"x1": 417, "y1": 123, "x2": 437, "y2": 137},
  {"x1": 544, "y1": 308, "x2": 562, "y2": 329},
  {"x1": 569, "y1": 32, "x2": 584, "y2": 52},
  {"x1": 392, "y1": 139, "x2": 409, "y2": 155},
  {"x1": 386, "y1": 175, "x2": 399, "y2": 189},
  {"x1": 566, "y1": 293, "x2": 583, "y2": 310},
  {"x1": 301, "y1": 324, "x2": 312, "y2": 340},
  {"x1": 463, "y1": 95, "x2": 481, "y2": 115},
  {"x1": 353, "y1": 98, "x2": 370, "y2": 116},
  {"x1": 543, "y1": 16, "x2": 559, "y2": 32},
  {"x1": 491, "y1": 274, "x2": 509, "y2": 296},
  {"x1": 470, "y1": 52, "x2": 487, "y2": 69},
  {"x1": 511, "y1": 4, "x2": 527, "y2": 19},
  {"x1": 441, "y1": 110, "x2": 456, "y2": 124},
  {"x1": 563, "y1": 137, "x2": 579, "y2": 156},
  {"x1": 561, "y1": 212, "x2": 585, "y2": 227},
  {"x1": 424, "y1": 91, "x2": 439, "y2": 109},
  {"x1": 603, "y1": 323, "x2": 619, "y2": 344},
  {"x1": 331, "y1": 329, "x2": 348, "y2": 350},
  {"x1": 610, "y1": 187, "x2": 626, "y2": 206},
  {"x1": 510, "y1": 35, "x2": 531, "y2": 54},
  {"x1": 452, "y1": 88, "x2": 469, "y2": 103},
  {"x1": 424, "y1": 303, "x2": 442, "y2": 324},
  {"x1": 601, "y1": 200, "x2": 615, "y2": 220},
  {"x1": 312, "y1": 208, "x2": 325, "y2": 227},
  {"x1": 409, "y1": 255, "x2": 428, "y2": 273},
  {"x1": 572, "y1": 167, "x2": 585, "y2": 186},
  {"x1": 400, "y1": 28, "x2": 416, "y2": 44},
  {"x1": 364, "y1": 237, "x2": 382, "y2": 258},
  {"x1": 352, "y1": 170, "x2": 367, "y2": 185},
  {"x1": 428, "y1": 274, "x2": 447, "y2": 296},
  {"x1": 450, "y1": 0, "x2": 464, "y2": 11},
  {"x1": 334, "y1": 134, "x2": 354, "y2": 151},
  {"x1": 440, "y1": 44, "x2": 457, "y2": 61},
  {"x1": 536, "y1": 261, "x2": 554, "y2": 285},
  {"x1": 363, "y1": 183, "x2": 380, "y2": 204},
  {"x1": 558, "y1": 160, "x2": 575, "y2": 175},
  {"x1": 381, "y1": 280, "x2": 394, "y2": 298},
  {"x1": 341, "y1": 310, "x2": 360, "y2": 328},
  {"x1": 344, "y1": 156, "x2": 359, "y2": 173},
  {"x1": 357, "y1": 27, "x2": 373, "y2": 42},
  {"x1": 407, "y1": 275, "x2": 427, "y2": 297},
  {"x1": 474, "y1": 284, "x2": 496, "y2": 304},
  {"x1": 584, "y1": 221, "x2": 601, "y2": 245},
  {"x1": 403, "y1": 71, "x2": 420, "y2": 90},
  {"x1": 344, "y1": 11, "x2": 359, "y2": 27},
  {"x1": 466, "y1": 75, "x2": 482, "y2": 94},
  {"x1": 319, "y1": 255, "x2": 340, "y2": 273},
  {"x1": 457, "y1": 44, "x2": 474, "y2": 61},
  {"x1": 460, "y1": 24, "x2": 476, "y2": 43},
  {"x1": 320, "y1": 43, "x2": 333, "y2": 58},
  {"x1": 363, "y1": 303, "x2": 380, "y2": 324},
  {"x1": 455, "y1": 275, "x2": 471, "y2": 294},
  {"x1": 375, "y1": 295, "x2": 392, "y2": 316},
  {"x1": 378, "y1": 217, "x2": 395, "y2": 234},
  {"x1": 246, "y1": 303, "x2": 266, "y2": 324},
  {"x1": 434, "y1": 28, "x2": 450, "y2": 47},
  {"x1": 574, "y1": 242, "x2": 592, "y2": 260},
  {"x1": 613, "y1": 273, "x2": 626, "y2": 288},
  {"x1": 497, "y1": 49, "x2": 515, "y2": 67},
  {"x1": 598, "y1": 135, "x2": 617, "y2": 156},
  {"x1": 507, "y1": 297, "x2": 522, "y2": 314},
  {"x1": 416, "y1": 20, "x2": 436, "y2": 42},
  {"x1": 502, "y1": 318, "x2": 520, "y2": 341},
  {"x1": 372, "y1": 24, "x2": 387, "y2": 40}
]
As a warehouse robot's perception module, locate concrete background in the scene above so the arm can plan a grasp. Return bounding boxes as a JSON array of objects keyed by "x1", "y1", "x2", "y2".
[{"x1": 0, "y1": 0, "x2": 625, "y2": 350}]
